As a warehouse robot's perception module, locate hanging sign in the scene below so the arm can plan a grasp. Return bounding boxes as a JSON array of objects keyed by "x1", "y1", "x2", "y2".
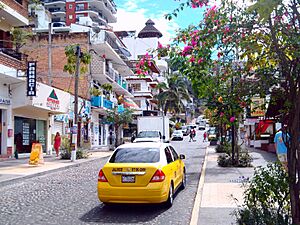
[{"x1": 27, "y1": 61, "x2": 37, "y2": 96}]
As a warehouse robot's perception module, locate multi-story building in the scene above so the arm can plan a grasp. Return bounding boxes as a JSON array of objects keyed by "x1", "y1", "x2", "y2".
[
  {"x1": 116, "y1": 19, "x2": 167, "y2": 113},
  {"x1": 42, "y1": 0, "x2": 117, "y2": 28},
  {"x1": 25, "y1": 2, "x2": 135, "y2": 149},
  {"x1": 0, "y1": 0, "x2": 29, "y2": 157}
]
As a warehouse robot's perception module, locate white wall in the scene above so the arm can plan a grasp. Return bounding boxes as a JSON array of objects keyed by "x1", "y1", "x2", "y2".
[{"x1": 122, "y1": 37, "x2": 158, "y2": 60}]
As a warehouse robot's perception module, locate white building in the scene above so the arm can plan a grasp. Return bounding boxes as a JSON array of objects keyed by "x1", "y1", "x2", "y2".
[{"x1": 116, "y1": 19, "x2": 168, "y2": 113}]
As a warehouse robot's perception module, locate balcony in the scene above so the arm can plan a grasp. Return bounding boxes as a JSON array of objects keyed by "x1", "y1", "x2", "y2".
[
  {"x1": 48, "y1": 7, "x2": 65, "y2": 13},
  {"x1": 91, "y1": 95, "x2": 114, "y2": 110},
  {"x1": 0, "y1": 48, "x2": 26, "y2": 61},
  {"x1": 44, "y1": 0, "x2": 66, "y2": 4},
  {"x1": 117, "y1": 104, "x2": 124, "y2": 113}
]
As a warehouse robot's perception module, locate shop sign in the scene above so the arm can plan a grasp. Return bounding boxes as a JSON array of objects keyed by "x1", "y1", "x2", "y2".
[
  {"x1": 0, "y1": 97, "x2": 11, "y2": 105},
  {"x1": 251, "y1": 97, "x2": 265, "y2": 117},
  {"x1": 46, "y1": 90, "x2": 60, "y2": 110},
  {"x1": 27, "y1": 61, "x2": 37, "y2": 96},
  {"x1": 245, "y1": 118, "x2": 259, "y2": 125}
]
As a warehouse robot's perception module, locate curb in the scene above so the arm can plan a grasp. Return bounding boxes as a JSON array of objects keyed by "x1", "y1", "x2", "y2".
[
  {"x1": 190, "y1": 146, "x2": 209, "y2": 225},
  {"x1": 0, "y1": 154, "x2": 111, "y2": 187}
]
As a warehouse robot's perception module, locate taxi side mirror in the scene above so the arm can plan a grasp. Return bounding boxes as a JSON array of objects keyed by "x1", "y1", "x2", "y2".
[{"x1": 180, "y1": 154, "x2": 185, "y2": 160}]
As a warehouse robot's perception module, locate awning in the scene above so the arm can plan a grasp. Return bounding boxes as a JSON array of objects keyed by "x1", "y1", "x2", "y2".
[{"x1": 123, "y1": 98, "x2": 140, "y2": 110}]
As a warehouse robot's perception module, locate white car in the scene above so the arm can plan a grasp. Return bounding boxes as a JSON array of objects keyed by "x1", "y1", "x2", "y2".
[
  {"x1": 172, "y1": 130, "x2": 184, "y2": 141},
  {"x1": 134, "y1": 130, "x2": 162, "y2": 143}
]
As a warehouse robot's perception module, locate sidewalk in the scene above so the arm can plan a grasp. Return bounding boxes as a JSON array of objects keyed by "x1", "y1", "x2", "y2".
[
  {"x1": 196, "y1": 146, "x2": 277, "y2": 225},
  {"x1": 0, "y1": 149, "x2": 112, "y2": 186}
]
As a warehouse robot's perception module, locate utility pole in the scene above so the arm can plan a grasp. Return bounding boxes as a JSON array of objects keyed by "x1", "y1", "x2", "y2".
[
  {"x1": 71, "y1": 45, "x2": 81, "y2": 162},
  {"x1": 48, "y1": 22, "x2": 52, "y2": 86}
]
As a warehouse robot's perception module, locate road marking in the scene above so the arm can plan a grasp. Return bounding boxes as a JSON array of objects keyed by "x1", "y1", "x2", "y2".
[{"x1": 189, "y1": 146, "x2": 209, "y2": 225}]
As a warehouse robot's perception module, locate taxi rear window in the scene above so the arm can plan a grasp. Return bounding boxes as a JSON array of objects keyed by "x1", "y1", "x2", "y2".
[{"x1": 109, "y1": 148, "x2": 160, "y2": 163}]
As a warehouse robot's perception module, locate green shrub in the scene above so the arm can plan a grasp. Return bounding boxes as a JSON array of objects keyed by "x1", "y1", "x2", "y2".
[
  {"x1": 217, "y1": 153, "x2": 233, "y2": 167},
  {"x1": 238, "y1": 151, "x2": 253, "y2": 167},
  {"x1": 217, "y1": 149, "x2": 253, "y2": 167},
  {"x1": 60, "y1": 148, "x2": 89, "y2": 160},
  {"x1": 235, "y1": 163, "x2": 291, "y2": 225}
]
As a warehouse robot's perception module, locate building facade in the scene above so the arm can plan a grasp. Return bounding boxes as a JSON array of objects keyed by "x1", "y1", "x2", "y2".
[{"x1": 0, "y1": 0, "x2": 29, "y2": 157}]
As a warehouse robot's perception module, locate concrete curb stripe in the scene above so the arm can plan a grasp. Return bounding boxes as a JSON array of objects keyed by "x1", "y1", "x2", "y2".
[{"x1": 190, "y1": 146, "x2": 209, "y2": 225}]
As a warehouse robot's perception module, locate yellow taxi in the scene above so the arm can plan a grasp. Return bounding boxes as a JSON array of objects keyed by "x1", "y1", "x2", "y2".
[{"x1": 97, "y1": 142, "x2": 186, "y2": 207}]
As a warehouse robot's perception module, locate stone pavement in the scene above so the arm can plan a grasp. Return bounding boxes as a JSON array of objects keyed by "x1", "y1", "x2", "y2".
[
  {"x1": 197, "y1": 146, "x2": 277, "y2": 225},
  {"x1": 0, "y1": 149, "x2": 112, "y2": 186}
]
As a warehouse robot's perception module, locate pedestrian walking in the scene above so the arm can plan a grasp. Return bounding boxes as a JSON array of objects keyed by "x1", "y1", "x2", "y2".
[
  {"x1": 189, "y1": 128, "x2": 196, "y2": 142},
  {"x1": 203, "y1": 131, "x2": 207, "y2": 142},
  {"x1": 274, "y1": 126, "x2": 288, "y2": 171},
  {"x1": 53, "y1": 132, "x2": 61, "y2": 157}
]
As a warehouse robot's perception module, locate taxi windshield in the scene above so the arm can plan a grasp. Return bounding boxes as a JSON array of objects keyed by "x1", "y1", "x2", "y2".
[{"x1": 109, "y1": 148, "x2": 160, "y2": 163}]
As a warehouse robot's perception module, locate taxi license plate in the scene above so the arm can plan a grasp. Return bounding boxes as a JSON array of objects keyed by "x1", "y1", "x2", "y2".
[{"x1": 121, "y1": 175, "x2": 135, "y2": 183}]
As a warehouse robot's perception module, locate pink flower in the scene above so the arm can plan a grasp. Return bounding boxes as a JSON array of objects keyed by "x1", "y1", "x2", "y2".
[
  {"x1": 158, "y1": 41, "x2": 163, "y2": 49},
  {"x1": 198, "y1": 58, "x2": 204, "y2": 64},
  {"x1": 189, "y1": 56, "x2": 195, "y2": 63},
  {"x1": 220, "y1": 112, "x2": 224, "y2": 117},
  {"x1": 191, "y1": 39, "x2": 197, "y2": 47},
  {"x1": 230, "y1": 117, "x2": 235, "y2": 123}
]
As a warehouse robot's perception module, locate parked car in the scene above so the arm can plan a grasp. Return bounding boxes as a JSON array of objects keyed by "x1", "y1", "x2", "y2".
[
  {"x1": 171, "y1": 130, "x2": 184, "y2": 141},
  {"x1": 208, "y1": 127, "x2": 218, "y2": 141},
  {"x1": 97, "y1": 142, "x2": 186, "y2": 207},
  {"x1": 181, "y1": 126, "x2": 189, "y2": 136}
]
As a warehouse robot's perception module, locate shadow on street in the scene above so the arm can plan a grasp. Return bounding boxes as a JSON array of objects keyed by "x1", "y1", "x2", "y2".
[{"x1": 80, "y1": 202, "x2": 168, "y2": 223}]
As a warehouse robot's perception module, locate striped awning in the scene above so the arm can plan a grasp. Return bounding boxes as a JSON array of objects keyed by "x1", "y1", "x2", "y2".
[{"x1": 123, "y1": 98, "x2": 140, "y2": 110}]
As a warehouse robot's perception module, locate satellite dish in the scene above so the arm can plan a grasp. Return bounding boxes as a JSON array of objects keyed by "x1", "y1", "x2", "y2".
[{"x1": 92, "y1": 27, "x2": 100, "y2": 34}]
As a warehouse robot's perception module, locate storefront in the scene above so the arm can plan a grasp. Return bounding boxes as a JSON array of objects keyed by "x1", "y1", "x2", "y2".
[
  {"x1": 14, "y1": 116, "x2": 47, "y2": 153},
  {"x1": 12, "y1": 82, "x2": 70, "y2": 155},
  {"x1": 91, "y1": 110, "x2": 109, "y2": 148}
]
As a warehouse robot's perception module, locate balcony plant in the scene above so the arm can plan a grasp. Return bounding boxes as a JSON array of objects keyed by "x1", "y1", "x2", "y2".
[{"x1": 89, "y1": 87, "x2": 102, "y2": 96}]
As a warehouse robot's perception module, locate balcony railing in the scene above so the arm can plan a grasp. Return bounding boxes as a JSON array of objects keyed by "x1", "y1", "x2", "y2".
[
  {"x1": 117, "y1": 104, "x2": 124, "y2": 113},
  {"x1": 0, "y1": 48, "x2": 26, "y2": 61},
  {"x1": 48, "y1": 7, "x2": 65, "y2": 12},
  {"x1": 91, "y1": 95, "x2": 114, "y2": 110}
]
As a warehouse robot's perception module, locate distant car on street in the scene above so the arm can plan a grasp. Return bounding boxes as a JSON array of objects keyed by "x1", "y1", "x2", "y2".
[
  {"x1": 181, "y1": 126, "x2": 189, "y2": 136},
  {"x1": 171, "y1": 130, "x2": 184, "y2": 141},
  {"x1": 97, "y1": 142, "x2": 186, "y2": 207}
]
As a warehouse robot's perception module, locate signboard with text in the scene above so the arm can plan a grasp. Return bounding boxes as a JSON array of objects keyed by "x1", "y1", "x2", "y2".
[
  {"x1": 251, "y1": 97, "x2": 266, "y2": 117},
  {"x1": 27, "y1": 61, "x2": 37, "y2": 96}
]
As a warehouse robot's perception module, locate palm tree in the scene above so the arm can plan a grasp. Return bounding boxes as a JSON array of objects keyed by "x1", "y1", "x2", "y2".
[{"x1": 155, "y1": 74, "x2": 191, "y2": 116}]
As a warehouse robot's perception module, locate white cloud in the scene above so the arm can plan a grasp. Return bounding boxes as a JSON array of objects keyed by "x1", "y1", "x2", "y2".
[{"x1": 112, "y1": 8, "x2": 179, "y2": 45}]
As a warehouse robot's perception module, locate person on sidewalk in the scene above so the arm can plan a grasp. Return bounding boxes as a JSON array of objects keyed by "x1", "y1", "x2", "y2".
[
  {"x1": 203, "y1": 131, "x2": 207, "y2": 142},
  {"x1": 274, "y1": 127, "x2": 288, "y2": 171},
  {"x1": 54, "y1": 132, "x2": 61, "y2": 157}
]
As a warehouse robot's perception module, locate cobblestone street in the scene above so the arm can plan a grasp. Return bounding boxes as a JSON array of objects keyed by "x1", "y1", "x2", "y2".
[{"x1": 0, "y1": 135, "x2": 206, "y2": 225}]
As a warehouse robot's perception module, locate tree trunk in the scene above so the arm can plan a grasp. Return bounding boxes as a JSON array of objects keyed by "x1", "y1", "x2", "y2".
[{"x1": 288, "y1": 92, "x2": 300, "y2": 224}]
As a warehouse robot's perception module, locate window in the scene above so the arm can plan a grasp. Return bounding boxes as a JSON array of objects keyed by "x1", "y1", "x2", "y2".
[
  {"x1": 169, "y1": 146, "x2": 179, "y2": 160},
  {"x1": 165, "y1": 148, "x2": 173, "y2": 164},
  {"x1": 76, "y1": 3, "x2": 85, "y2": 10},
  {"x1": 131, "y1": 83, "x2": 141, "y2": 91},
  {"x1": 109, "y1": 148, "x2": 160, "y2": 163},
  {"x1": 69, "y1": 15, "x2": 73, "y2": 20},
  {"x1": 69, "y1": 4, "x2": 73, "y2": 9}
]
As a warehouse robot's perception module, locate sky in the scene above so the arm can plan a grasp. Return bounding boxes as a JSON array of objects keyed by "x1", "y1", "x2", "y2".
[{"x1": 112, "y1": 0, "x2": 207, "y2": 44}]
